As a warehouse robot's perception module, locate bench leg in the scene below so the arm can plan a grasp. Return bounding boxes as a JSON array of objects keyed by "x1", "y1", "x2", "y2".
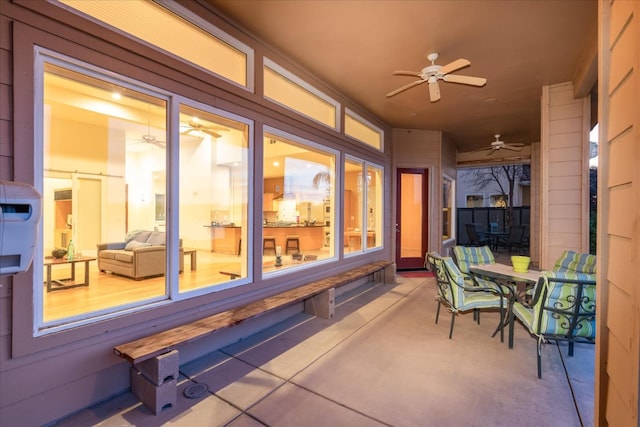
[
  {"x1": 304, "y1": 288, "x2": 335, "y2": 319},
  {"x1": 131, "y1": 350, "x2": 179, "y2": 415},
  {"x1": 131, "y1": 368, "x2": 177, "y2": 415},
  {"x1": 384, "y1": 263, "x2": 396, "y2": 285}
]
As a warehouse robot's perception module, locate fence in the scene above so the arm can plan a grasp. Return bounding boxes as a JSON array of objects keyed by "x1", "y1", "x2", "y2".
[{"x1": 456, "y1": 207, "x2": 530, "y2": 245}]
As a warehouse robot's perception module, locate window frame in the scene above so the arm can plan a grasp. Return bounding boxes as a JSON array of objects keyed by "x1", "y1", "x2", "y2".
[{"x1": 261, "y1": 125, "x2": 340, "y2": 277}]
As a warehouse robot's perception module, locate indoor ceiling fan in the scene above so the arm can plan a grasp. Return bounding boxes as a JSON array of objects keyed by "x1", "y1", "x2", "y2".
[
  {"x1": 386, "y1": 52, "x2": 487, "y2": 102},
  {"x1": 180, "y1": 119, "x2": 229, "y2": 139},
  {"x1": 475, "y1": 134, "x2": 525, "y2": 155},
  {"x1": 129, "y1": 120, "x2": 166, "y2": 149}
]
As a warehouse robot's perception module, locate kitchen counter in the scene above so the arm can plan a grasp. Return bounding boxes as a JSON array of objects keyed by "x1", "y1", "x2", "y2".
[
  {"x1": 263, "y1": 224, "x2": 324, "y2": 228},
  {"x1": 262, "y1": 225, "x2": 325, "y2": 251},
  {"x1": 205, "y1": 225, "x2": 241, "y2": 254}
]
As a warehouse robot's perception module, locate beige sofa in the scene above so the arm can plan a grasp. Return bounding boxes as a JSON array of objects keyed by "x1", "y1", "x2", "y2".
[{"x1": 97, "y1": 230, "x2": 184, "y2": 280}]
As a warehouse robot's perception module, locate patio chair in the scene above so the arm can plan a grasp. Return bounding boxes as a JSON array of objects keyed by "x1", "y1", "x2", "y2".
[
  {"x1": 426, "y1": 252, "x2": 505, "y2": 340},
  {"x1": 452, "y1": 245, "x2": 501, "y2": 290},
  {"x1": 496, "y1": 225, "x2": 525, "y2": 254},
  {"x1": 510, "y1": 271, "x2": 596, "y2": 378},
  {"x1": 465, "y1": 223, "x2": 491, "y2": 247}
]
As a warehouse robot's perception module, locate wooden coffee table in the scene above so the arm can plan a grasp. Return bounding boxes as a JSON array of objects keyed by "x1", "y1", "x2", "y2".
[{"x1": 44, "y1": 256, "x2": 96, "y2": 292}]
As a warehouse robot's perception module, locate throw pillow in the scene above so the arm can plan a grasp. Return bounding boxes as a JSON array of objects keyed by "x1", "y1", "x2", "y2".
[
  {"x1": 125, "y1": 240, "x2": 152, "y2": 251},
  {"x1": 146, "y1": 231, "x2": 166, "y2": 246}
]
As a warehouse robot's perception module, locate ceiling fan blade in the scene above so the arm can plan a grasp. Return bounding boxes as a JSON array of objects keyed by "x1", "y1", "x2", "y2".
[
  {"x1": 472, "y1": 146, "x2": 493, "y2": 153},
  {"x1": 439, "y1": 58, "x2": 470, "y2": 75},
  {"x1": 502, "y1": 145, "x2": 523, "y2": 151},
  {"x1": 392, "y1": 70, "x2": 422, "y2": 77},
  {"x1": 202, "y1": 129, "x2": 222, "y2": 138},
  {"x1": 386, "y1": 79, "x2": 426, "y2": 98},
  {"x1": 442, "y1": 74, "x2": 487, "y2": 86},
  {"x1": 428, "y1": 81, "x2": 440, "y2": 102},
  {"x1": 486, "y1": 149, "x2": 496, "y2": 156}
]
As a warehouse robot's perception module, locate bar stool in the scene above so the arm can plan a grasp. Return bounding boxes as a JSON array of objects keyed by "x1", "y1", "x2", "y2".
[
  {"x1": 285, "y1": 236, "x2": 300, "y2": 255},
  {"x1": 263, "y1": 236, "x2": 276, "y2": 255}
]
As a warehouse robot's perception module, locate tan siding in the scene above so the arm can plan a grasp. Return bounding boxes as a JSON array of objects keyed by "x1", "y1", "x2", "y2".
[
  {"x1": 549, "y1": 175, "x2": 582, "y2": 189},
  {"x1": 609, "y1": 128, "x2": 634, "y2": 186},
  {"x1": 608, "y1": 235, "x2": 634, "y2": 295},
  {"x1": 548, "y1": 203, "x2": 582, "y2": 219},
  {"x1": 607, "y1": 334, "x2": 636, "y2": 410},
  {"x1": 540, "y1": 82, "x2": 590, "y2": 269},
  {"x1": 597, "y1": 0, "x2": 640, "y2": 424},
  {"x1": 608, "y1": 184, "x2": 633, "y2": 237},
  {"x1": 607, "y1": 284, "x2": 634, "y2": 351}
]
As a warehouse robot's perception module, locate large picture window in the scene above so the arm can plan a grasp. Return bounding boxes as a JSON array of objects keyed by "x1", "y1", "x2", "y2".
[
  {"x1": 36, "y1": 50, "x2": 252, "y2": 332},
  {"x1": 262, "y1": 129, "x2": 337, "y2": 274}
]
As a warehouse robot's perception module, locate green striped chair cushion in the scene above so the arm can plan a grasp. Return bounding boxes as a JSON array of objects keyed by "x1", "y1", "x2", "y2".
[
  {"x1": 553, "y1": 250, "x2": 596, "y2": 274},
  {"x1": 515, "y1": 271, "x2": 596, "y2": 339},
  {"x1": 442, "y1": 257, "x2": 502, "y2": 311},
  {"x1": 453, "y1": 245, "x2": 495, "y2": 274}
]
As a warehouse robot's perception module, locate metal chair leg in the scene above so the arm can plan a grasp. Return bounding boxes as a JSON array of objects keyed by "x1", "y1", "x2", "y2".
[
  {"x1": 435, "y1": 301, "x2": 441, "y2": 324},
  {"x1": 537, "y1": 339, "x2": 543, "y2": 379},
  {"x1": 449, "y1": 312, "x2": 455, "y2": 339}
]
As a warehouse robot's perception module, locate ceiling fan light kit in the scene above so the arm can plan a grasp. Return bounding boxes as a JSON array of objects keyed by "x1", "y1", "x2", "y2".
[{"x1": 386, "y1": 52, "x2": 487, "y2": 102}]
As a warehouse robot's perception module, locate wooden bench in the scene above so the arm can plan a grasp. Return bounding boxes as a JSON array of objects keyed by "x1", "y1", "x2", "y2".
[{"x1": 114, "y1": 260, "x2": 395, "y2": 414}]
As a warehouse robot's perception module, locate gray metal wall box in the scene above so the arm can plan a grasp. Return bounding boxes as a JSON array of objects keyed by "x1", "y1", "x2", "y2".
[{"x1": 0, "y1": 181, "x2": 41, "y2": 275}]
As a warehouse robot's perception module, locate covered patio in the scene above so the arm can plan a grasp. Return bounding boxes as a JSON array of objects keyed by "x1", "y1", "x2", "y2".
[{"x1": 54, "y1": 274, "x2": 594, "y2": 426}]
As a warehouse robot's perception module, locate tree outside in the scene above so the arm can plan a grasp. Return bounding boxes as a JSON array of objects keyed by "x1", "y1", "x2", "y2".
[{"x1": 459, "y1": 164, "x2": 528, "y2": 227}]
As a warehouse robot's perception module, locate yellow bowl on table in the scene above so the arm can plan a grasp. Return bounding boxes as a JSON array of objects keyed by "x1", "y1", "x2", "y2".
[{"x1": 511, "y1": 256, "x2": 531, "y2": 273}]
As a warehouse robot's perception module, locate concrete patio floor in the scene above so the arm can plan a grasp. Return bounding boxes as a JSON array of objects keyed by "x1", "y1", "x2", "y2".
[{"x1": 52, "y1": 274, "x2": 594, "y2": 426}]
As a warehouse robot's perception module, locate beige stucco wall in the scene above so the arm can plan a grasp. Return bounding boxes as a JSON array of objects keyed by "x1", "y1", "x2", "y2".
[{"x1": 596, "y1": 0, "x2": 640, "y2": 424}]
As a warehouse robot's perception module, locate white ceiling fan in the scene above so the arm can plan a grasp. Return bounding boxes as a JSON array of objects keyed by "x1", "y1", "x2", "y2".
[
  {"x1": 180, "y1": 119, "x2": 229, "y2": 139},
  {"x1": 475, "y1": 134, "x2": 525, "y2": 155},
  {"x1": 128, "y1": 118, "x2": 166, "y2": 149},
  {"x1": 386, "y1": 52, "x2": 487, "y2": 102}
]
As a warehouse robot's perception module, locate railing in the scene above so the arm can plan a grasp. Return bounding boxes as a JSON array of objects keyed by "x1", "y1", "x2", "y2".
[{"x1": 456, "y1": 207, "x2": 530, "y2": 245}]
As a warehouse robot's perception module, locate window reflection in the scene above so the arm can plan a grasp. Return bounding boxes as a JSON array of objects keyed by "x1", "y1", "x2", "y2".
[
  {"x1": 262, "y1": 132, "x2": 336, "y2": 273},
  {"x1": 39, "y1": 58, "x2": 251, "y2": 330},
  {"x1": 178, "y1": 105, "x2": 249, "y2": 291},
  {"x1": 344, "y1": 158, "x2": 364, "y2": 253},
  {"x1": 344, "y1": 159, "x2": 383, "y2": 254},
  {"x1": 42, "y1": 62, "x2": 168, "y2": 324},
  {"x1": 366, "y1": 165, "x2": 383, "y2": 249}
]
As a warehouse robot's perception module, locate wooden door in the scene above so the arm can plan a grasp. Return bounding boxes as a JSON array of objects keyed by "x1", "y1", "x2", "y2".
[{"x1": 395, "y1": 168, "x2": 429, "y2": 269}]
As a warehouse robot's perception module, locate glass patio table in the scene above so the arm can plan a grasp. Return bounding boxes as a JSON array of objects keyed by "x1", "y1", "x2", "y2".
[{"x1": 469, "y1": 263, "x2": 541, "y2": 348}]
